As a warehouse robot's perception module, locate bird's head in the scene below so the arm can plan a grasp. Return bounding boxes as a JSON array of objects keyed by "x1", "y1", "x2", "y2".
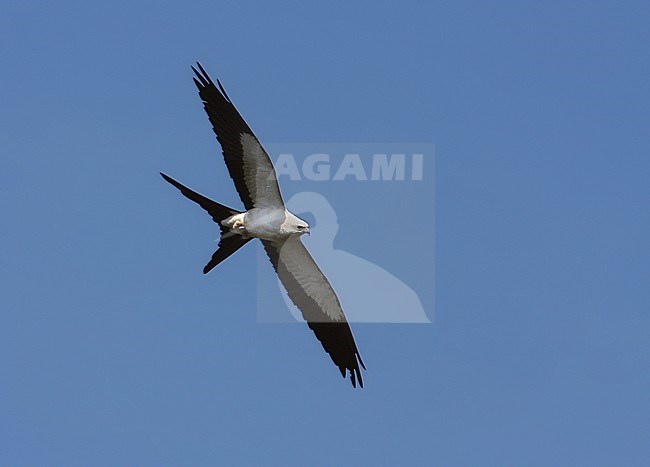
[{"x1": 283, "y1": 211, "x2": 310, "y2": 237}]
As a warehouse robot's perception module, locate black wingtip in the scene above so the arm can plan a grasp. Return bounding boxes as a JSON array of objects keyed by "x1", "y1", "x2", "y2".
[
  {"x1": 190, "y1": 62, "x2": 232, "y2": 103},
  {"x1": 342, "y1": 364, "x2": 364, "y2": 388},
  {"x1": 352, "y1": 367, "x2": 364, "y2": 388},
  {"x1": 192, "y1": 62, "x2": 212, "y2": 86},
  {"x1": 196, "y1": 62, "x2": 211, "y2": 83},
  {"x1": 216, "y1": 78, "x2": 232, "y2": 103}
]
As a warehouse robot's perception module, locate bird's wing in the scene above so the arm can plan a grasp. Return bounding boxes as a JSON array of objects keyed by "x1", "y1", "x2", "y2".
[
  {"x1": 192, "y1": 62, "x2": 284, "y2": 210},
  {"x1": 262, "y1": 237, "x2": 366, "y2": 388}
]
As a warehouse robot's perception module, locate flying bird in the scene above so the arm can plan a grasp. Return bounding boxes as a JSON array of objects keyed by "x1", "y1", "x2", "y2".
[{"x1": 161, "y1": 63, "x2": 366, "y2": 387}]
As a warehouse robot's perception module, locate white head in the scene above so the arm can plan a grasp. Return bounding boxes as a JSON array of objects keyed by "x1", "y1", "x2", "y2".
[{"x1": 281, "y1": 211, "x2": 310, "y2": 237}]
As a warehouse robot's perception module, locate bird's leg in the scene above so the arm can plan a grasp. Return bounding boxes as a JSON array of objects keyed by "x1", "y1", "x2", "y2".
[{"x1": 221, "y1": 213, "x2": 247, "y2": 234}]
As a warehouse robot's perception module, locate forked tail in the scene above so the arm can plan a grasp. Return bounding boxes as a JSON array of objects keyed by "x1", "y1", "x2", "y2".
[{"x1": 160, "y1": 172, "x2": 252, "y2": 273}]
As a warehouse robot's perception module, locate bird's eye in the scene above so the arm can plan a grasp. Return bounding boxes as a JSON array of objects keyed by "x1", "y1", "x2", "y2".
[{"x1": 297, "y1": 225, "x2": 304, "y2": 230}]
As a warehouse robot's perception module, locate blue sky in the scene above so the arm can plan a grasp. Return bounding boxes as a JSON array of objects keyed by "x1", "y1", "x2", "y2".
[{"x1": 2, "y1": 1, "x2": 649, "y2": 465}]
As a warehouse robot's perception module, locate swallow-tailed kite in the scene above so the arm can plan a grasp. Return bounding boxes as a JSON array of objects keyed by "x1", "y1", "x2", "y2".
[{"x1": 161, "y1": 63, "x2": 366, "y2": 387}]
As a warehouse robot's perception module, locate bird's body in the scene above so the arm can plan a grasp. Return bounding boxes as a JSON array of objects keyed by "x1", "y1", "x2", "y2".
[
  {"x1": 224, "y1": 208, "x2": 308, "y2": 241},
  {"x1": 161, "y1": 63, "x2": 365, "y2": 387}
]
